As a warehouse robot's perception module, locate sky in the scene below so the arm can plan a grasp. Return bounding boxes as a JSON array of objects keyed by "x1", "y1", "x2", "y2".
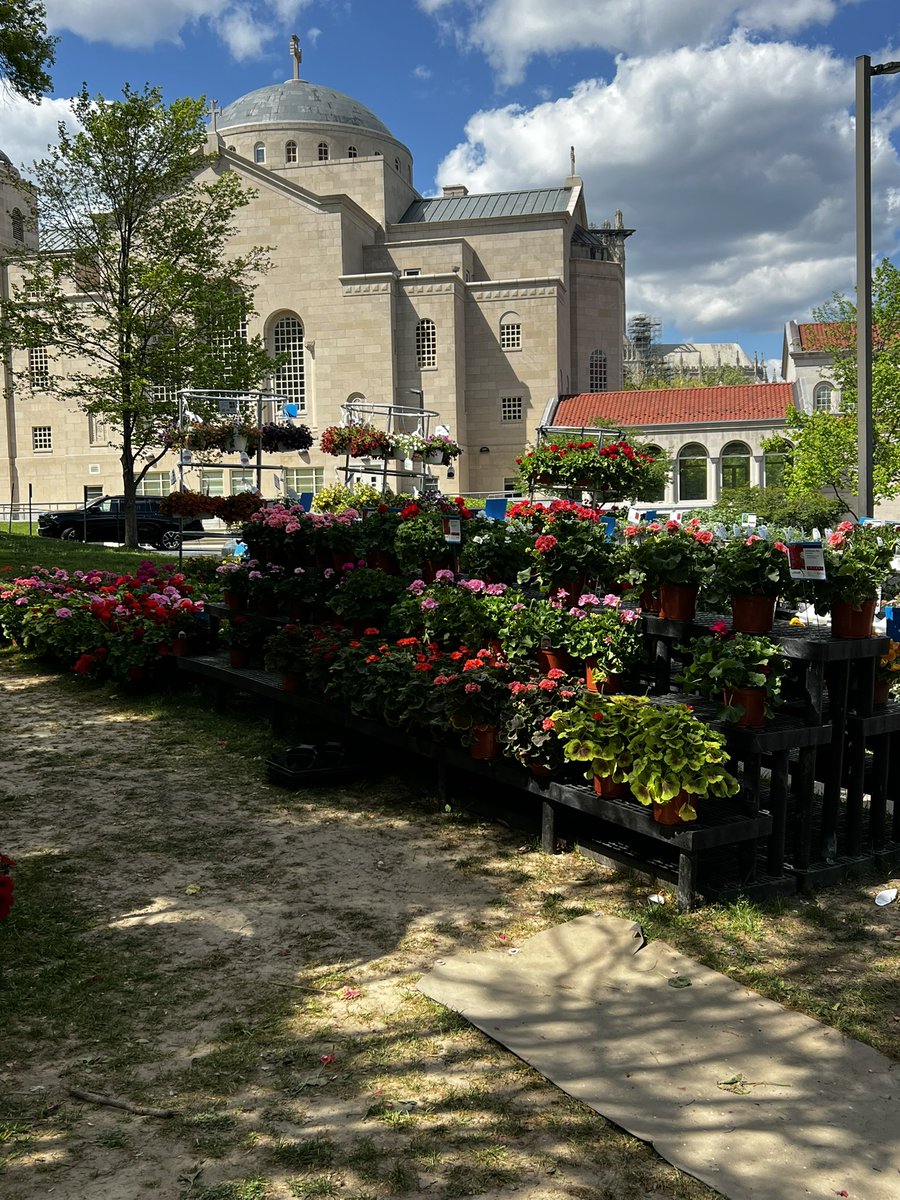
[{"x1": 3, "y1": 0, "x2": 900, "y2": 378}]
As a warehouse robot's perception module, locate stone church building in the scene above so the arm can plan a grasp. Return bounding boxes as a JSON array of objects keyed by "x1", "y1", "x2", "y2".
[{"x1": 1, "y1": 47, "x2": 630, "y2": 509}]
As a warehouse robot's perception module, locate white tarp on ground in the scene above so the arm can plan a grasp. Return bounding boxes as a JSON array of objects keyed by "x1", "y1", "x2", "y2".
[{"x1": 418, "y1": 914, "x2": 899, "y2": 1200}]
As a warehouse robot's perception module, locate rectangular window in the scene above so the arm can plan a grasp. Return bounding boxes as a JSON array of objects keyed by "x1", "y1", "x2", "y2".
[
  {"x1": 500, "y1": 322, "x2": 522, "y2": 351},
  {"x1": 198, "y1": 469, "x2": 225, "y2": 497},
  {"x1": 88, "y1": 414, "x2": 108, "y2": 446},
  {"x1": 85, "y1": 485, "x2": 103, "y2": 502},
  {"x1": 283, "y1": 467, "x2": 324, "y2": 494},
  {"x1": 502, "y1": 476, "x2": 519, "y2": 497},
  {"x1": 136, "y1": 471, "x2": 168, "y2": 497},
  {"x1": 32, "y1": 425, "x2": 52, "y2": 452},
  {"x1": 415, "y1": 319, "x2": 436, "y2": 369},
  {"x1": 28, "y1": 346, "x2": 50, "y2": 389},
  {"x1": 403, "y1": 268, "x2": 421, "y2": 277},
  {"x1": 500, "y1": 395, "x2": 523, "y2": 422},
  {"x1": 230, "y1": 469, "x2": 257, "y2": 493}
]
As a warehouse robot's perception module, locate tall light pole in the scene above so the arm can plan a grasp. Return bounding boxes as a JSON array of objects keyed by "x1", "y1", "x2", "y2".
[{"x1": 856, "y1": 55, "x2": 900, "y2": 518}]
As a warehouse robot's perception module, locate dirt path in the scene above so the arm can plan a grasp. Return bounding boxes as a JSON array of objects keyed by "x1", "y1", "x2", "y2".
[{"x1": 2, "y1": 659, "x2": 897, "y2": 1200}]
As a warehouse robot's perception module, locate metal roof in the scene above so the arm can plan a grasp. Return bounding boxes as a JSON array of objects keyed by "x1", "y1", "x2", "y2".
[
  {"x1": 398, "y1": 187, "x2": 571, "y2": 224},
  {"x1": 218, "y1": 81, "x2": 394, "y2": 137}
]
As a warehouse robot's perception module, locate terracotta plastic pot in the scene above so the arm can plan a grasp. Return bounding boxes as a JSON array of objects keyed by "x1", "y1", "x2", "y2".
[
  {"x1": 281, "y1": 672, "x2": 302, "y2": 692},
  {"x1": 584, "y1": 661, "x2": 621, "y2": 693},
  {"x1": 722, "y1": 686, "x2": 767, "y2": 727},
  {"x1": 730, "y1": 594, "x2": 776, "y2": 634},
  {"x1": 658, "y1": 584, "x2": 699, "y2": 622},
  {"x1": 874, "y1": 677, "x2": 891, "y2": 707},
  {"x1": 593, "y1": 775, "x2": 630, "y2": 799},
  {"x1": 536, "y1": 647, "x2": 571, "y2": 674},
  {"x1": 229, "y1": 647, "x2": 251, "y2": 669},
  {"x1": 470, "y1": 724, "x2": 499, "y2": 760},
  {"x1": 831, "y1": 598, "x2": 876, "y2": 639},
  {"x1": 652, "y1": 791, "x2": 697, "y2": 825}
]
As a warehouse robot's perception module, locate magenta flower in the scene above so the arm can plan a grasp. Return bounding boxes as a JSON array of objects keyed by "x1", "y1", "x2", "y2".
[{"x1": 421, "y1": 597, "x2": 439, "y2": 611}]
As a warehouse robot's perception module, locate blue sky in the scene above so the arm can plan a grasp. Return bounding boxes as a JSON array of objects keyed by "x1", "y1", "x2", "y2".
[{"x1": 4, "y1": 0, "x2": 900, "y2": 377}]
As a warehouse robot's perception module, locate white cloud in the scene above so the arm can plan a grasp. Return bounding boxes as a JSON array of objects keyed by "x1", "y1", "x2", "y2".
[
  {"x1": 413, "y1": 64, "x2": 433, "y2": 80},
  {"x1": 419, "y1": 0, "x2": 850, "y2": 85},
  {"x1": 43, "y1": 0, "x2": 311, "y2": 54},
  {"x1": 0, "y1": 94, "x2": 78, "y2": 176},
  {"x1": 435, "y1": 35, "x2": 900, "y2": 336},
  {"x1": 306, "y1": 26, "x2": 322, "y2": 45}
]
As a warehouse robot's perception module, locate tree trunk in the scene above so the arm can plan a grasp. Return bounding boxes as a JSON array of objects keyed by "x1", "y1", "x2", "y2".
[{"x1": 120, "y1": 421, "x2": 139, "y2": 549}]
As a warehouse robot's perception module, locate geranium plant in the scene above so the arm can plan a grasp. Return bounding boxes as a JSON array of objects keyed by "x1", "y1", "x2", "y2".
[
  {"x1": 517, "y1": 438, "x2": 665, "y2": 500},
  {"x1": 625, "y1": 517, "x2": 715, "y2": 588},
  {"x1": 500, "y1": 668, "x2": 586, "y2": 774},
  {"x1": 259, "y1": 422, "x2": 313, "y2": 453},
  {"x1": 562, "y1": 593, "x2": 643, "y2": 676},
  {"x1": 811, "y1": 521, "x2": 898, "y2": 611},
  {"x1": 626, "y1": 704, "x2": 740, "y2": 818},
  {"x1": 549, "y1": 692, "x2": 651, "y2": 785},
  {"x1": 675, "y1": 625, "x2": 789, "y2": 721},
  {"x1": 320, "y1": 424, "x2": 393, "y2": 459},
  {"x1": 158, "y1": 490, "x2": 220, "y2": 519},
  {"x1": 327, "y1": 566, "x2": 407, "y2": 625},
  {"x1": 712, "y1": 532, "x2": 793, "y2": 598},
  {"x1": 430, "y1": 648, "x2": 514, "y2": 741}
]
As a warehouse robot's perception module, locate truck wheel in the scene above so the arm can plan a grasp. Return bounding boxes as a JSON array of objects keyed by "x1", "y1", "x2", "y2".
[{"x1": 60, "y1": 526, "x2": 82, "y2": 541}]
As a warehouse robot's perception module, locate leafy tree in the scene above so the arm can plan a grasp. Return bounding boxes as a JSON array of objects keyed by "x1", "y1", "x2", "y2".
[
  {"x1": 625, "y1": 363, "x2": 756, "y2": 390},
  {"x1": 702, "y1": 485, "x2": 845, "y2": 532},
  {"x1": 784, "y1": 258, "x2": 900, "y2": 513},
  {"x1": 0, "y1": 0, "x2": 55, "y2": 102},
  {"x1": 0, "y1": 84, "x2": 275, "y2": 547}
]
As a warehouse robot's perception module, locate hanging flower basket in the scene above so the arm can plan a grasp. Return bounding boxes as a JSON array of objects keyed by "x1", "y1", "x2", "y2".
[{"x1": 517, "y1": 439, "x2": 666, "y2": 500}]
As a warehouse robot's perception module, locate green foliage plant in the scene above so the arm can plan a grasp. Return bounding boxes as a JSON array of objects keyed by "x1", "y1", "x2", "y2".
[
  {"x1": 327, "y1": 566, "x2": 406, "y2": 625},
  {"x1": 676, "y1": 625, "x2": 789, "y2": 721},
  {"x1": 627, "y1": 704, "x2": 739, "y2": 818},
  {"x1": 500, "y1": 668, "x2": 586, "y2": 774},
  {"x1": 549, "y1": 693, "x2": 650, "y2": 785},
  {"x1": 624, "y1": 517, "x2": 714, "y2": 587},
  {"x1": 812, "y1": 520, "x2": 898, "y2": 611},
  {"x1": 713, "y1": 532, "x2": 793, "y2": 598},
  {"x1": 561, "y1": 593, "x2": 643, "y2": 675}
]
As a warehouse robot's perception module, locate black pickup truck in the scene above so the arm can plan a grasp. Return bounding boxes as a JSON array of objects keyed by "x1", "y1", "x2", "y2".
[{"x1": 37, "y1": 496, "x2": 206, "y2": 551}]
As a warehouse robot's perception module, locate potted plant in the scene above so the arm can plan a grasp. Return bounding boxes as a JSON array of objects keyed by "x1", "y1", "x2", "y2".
[
  {"x1": 626, "y1": 518, "x2": 715, "y2": 621},
  {"x1": 328, "y1": 565, "x2": 407, "y2": 629},
  {"x1": 217, "y1": 492, "x2": 266, "y2": 526},
  {"x1": 320, "y1": 423, "x2": 393, "y2": 460},
  {"x1": 259, "y1": 421, "x2": 313, "y2": 453},
  {"x1": 393, "y1": 512, "x2": 453, "y2": 577},
  {"x1": 562, "y1": 593, "x2": 644, "y2": 690},
  {"x1": 430, "y1": 648, "x2": 514, "y2": 758},
  {"x1": 526, "y1": 502, "x2": 625, "y2": 595},
  {"x1": 627, "y1": 703, "x2": 739, "y2": 822},
  {"x1": 675, "y1": 623, "x2": 789, "y2": 726},
  {"x1": 357, "y1": 506, "x2": 403, "y2": 572},
  {"x1": 811, "y1": 521, "x2": 898, "y2": 638},
  {"x1": 516, "y1": 438, "x2": 665, "y2": 499},
  {"x1": 158, "y1": 490, "x2": 221, "y2": 520},
  {"x1": 421, "y1": 433, "x2": 463, "y2": 465},
  {"x1": 496, "y1": 596, "x2": 575, "y2": 672},
  {"x1": 391, "y1": 574, "x2": 506, "y2": 648},
  {"x1": 390, "y1": 431, "x2": 428, "y2": 462},
  {"x1": 711, "y1": 532, "x2": 793, "y2": 632},
  {"x1": 549, "y1": 692, "x2": 651, "y2": 796},
  {"x1": 459, "y1": 519, "x2": 533, "y2": 583},
  {"x1": 874, "y1": 639, "x2": 900, "y2": 706},
  {"x1": 263, "y1": 622, "x2": 314, "y2": 690},
  {"x1": 500, "y1": 668, "x2": 586, "y2": 777},
  {"x1": 218, "y1": 613, "x2": 268, "y2": 668}
]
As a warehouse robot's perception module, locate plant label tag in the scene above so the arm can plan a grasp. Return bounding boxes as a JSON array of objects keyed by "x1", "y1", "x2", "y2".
[
  {"x1": 741, "y1": 512, "x2": 758, "y2": 528},
  {"x1": 179, "y1": 449, "x2": 192, "y2": 465},
  {"x1": 442, "y1": 516, "x2": 461, "y2": 544},
  {"x1": 627, "y1": 506, "x2": 640, "y2": 523},
  {"x1": 787, "y1": 542, "x2": 826, "y2": 581}
]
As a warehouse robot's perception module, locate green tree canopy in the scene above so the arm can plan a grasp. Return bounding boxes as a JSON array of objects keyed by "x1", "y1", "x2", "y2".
[
  {"x1": 783, "y1": 258, "x2": 900, "y2": 514},
  {"x1": 0, "y1": 0, "x2": 55, "y2": 103},
  {"x1": 0, "y1": 84, "x2": 275, "y2": 546}
]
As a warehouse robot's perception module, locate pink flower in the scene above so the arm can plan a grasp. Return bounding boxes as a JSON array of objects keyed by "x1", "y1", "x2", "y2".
[
  {"x1": 464, "y1": 682, "x2": 482, "y2": 694},
  {"x1": 547, "y1": 668, "x2": 565, "y2": 679},
  {"x1": 647, "y1": 521, "x2": 662, "y2": 533},
  {"x1": 710, "y1": 620, "x2": 729, "y2": 636},
  {"x1": 603, "y1": 593, "x2": 620, "y2": 607},
  {"x1": 407, "y1": 579, "x2": 426, "y2": 594},
  {"x1": 827, "y1": 532, "x2": 845, "y2": 548},
  {"x1": 421, "y1": 597, "x2": 439, "y2": 611},
  {"x1": 485, "y1": 583, "x2": 508, "y2": 596},
  {"x1": 578, "y1": 593, "x2": 601, "y2": 606},
  {"x1": 666, "y1": 519, "x2": 680, "y2": 531},
  {"x1": 534, "y1": 534, "x2": 558, "y2": 553},
  {"x1": 745, "y1": 534, "x2": 761, "y2": 545},
  {"x1": 695, "y1": 530, "x2": 714, "y2": 545},
  {"x1": 435, "y1": 569, "x2": 455, "y2": 583},
  {"x1": 774, "y1": 541, "x2": 787, "y2": 553},
  {"x1": 624, "y1": 525, "x2": 640, "y2": 537},
  {"x1": 538, "y1": 679, "x2": 557, "y2": 692}
]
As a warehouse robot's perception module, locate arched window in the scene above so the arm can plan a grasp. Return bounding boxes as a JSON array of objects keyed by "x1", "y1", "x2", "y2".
[
  {"x1": 253, "y1": 142, "x2": 266, "y2": 164},
  {"x1": 272, "y1": 315, "x2": 306, "y2": 413},
  {"x1": 394, "y1": 157, "x2": 401, "y2": 173},
  {"x1": 348, "y1": 145, "x2": 358, "y2": 159},
  {"x1": 11, "y1": 208, "x2": 24, "y2": 242},
  {"x1": 678, "y1": 443, "x2": 708, "y2": 502},
  {"x1": 589, "y1": 348, "x2": 608, "y2": 391},
  {"x1": 813, "y1": 381, "x2": 834, "y2": 411},
  {"x1": 285, "y1": 141, "x2": 297, "y2": 164},
  {"x1": 720, "y1": 441, "x2": 751, "y2": 491},
  {"x1": 499, "y1": 312, "x2": 522, "y2": 351},
  {"x1": 643, "y1": 444, "x2": 666, "y2": 502},
  {"x1": 416, "y1": 318, "x2": 436, "y2": 369},
  {"x1": 317, "y1": 141, "x2": 329, "y2": 161},
  {"x1": 764, "y1": 448, "x2": 787, "y2": 488}
]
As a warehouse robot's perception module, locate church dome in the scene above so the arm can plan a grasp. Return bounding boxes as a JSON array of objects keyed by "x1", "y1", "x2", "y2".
[{"x1": 218, "y1": 80, "x2": 394, "y2": 138}]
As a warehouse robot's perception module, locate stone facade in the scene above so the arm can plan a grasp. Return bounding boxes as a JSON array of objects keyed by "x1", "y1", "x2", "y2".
[{"x1": 0, "y1": 69, "x2": 628, "y2": 510}]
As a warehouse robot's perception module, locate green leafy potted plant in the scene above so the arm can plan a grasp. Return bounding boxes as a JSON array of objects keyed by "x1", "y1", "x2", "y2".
[
  {"x1": 327, "y1": 566, "x2": 407, "y2": 629},
  {"x1": 430, "y1": 649, "x2": 514, "y2": 758},
  {"x1": 711, "y1": 532, "x2": 793, "y2": 632},
  {"x1": 259, "y1": 421, "x2": 313, "y2": 452},
  {"x1": 500, "y1": 668, "x2": 586, "y2": 777},
  {"x1": 549, "y1": 692, "x2": 651, "y2": 796},
  {"x1": 627, "y1": 703, "x2": 739, "y2": 821},
  {"x1": 459, "y1": 519, "x2": 533, "y2": 583},
  {"x1": 496, "y1": 596, "x2": 574, "y2": 671},
  {"x1": 625, "y1": 518, "x2": 715, "y2": 621},
  {"x1": 675, "y1": 623, "x2": 789, "y2": 726},
  {"x1": 218, "y1": 613, "x2": 268, "y2": 668},
  {"x1": 263, "y1": 622, "x2": 315, "y2": 690},
  {"x1": 393, "y1": 513, "x2": 453, "y2": 577},
  {"x1": 811, "y1": 521, "x2": 898, "y2": 637},
  {"x1": 562, "y1": 593, "x2": 644, "y2": 690}
]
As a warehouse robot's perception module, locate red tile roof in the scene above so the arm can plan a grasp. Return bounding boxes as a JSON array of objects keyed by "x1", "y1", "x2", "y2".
[
  {"x1": 553, "y1": 383, "x2": 794, "y2": 428},
  {"x1": 797, "y1": 322, "x2": 845, "y2": 350}
]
